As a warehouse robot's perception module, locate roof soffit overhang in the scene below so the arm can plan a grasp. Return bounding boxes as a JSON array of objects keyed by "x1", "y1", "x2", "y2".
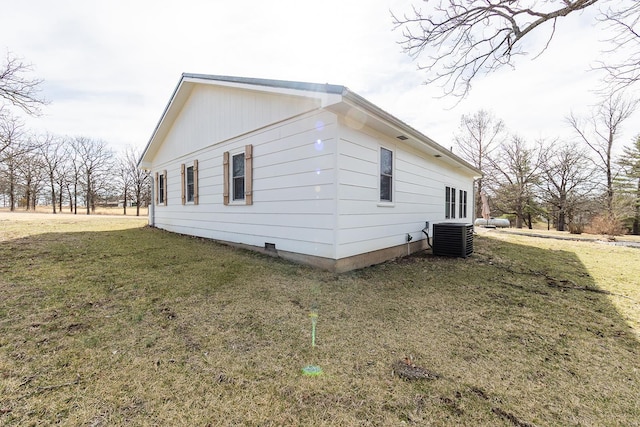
[{"x1": 328, "y1": 90, "x2": 482, "y2": 178}]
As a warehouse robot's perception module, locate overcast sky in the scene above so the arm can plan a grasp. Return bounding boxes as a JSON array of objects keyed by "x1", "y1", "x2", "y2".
[{"x1": 2, "y1": 0, "x2": 638, "y2": 155}]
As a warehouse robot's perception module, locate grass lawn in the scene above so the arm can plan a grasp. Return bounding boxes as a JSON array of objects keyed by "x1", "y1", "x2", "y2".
[{"x1": 1, "y1": 213, "x2": 639, "y2": 426}]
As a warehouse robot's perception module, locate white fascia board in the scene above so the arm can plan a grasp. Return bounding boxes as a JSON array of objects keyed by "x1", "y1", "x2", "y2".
[
  {"x1": 138, "y1": 78, "x2": 194, "y2": 169},
  {"x1": 182, "y1": 75, "x2": 344, "y2": 107}
]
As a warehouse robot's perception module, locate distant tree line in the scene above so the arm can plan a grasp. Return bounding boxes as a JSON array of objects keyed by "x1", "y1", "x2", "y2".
[
  {"x1": 0, "y1": 52, "x2": 150, "y2": 215},
  {"x1": 455, "y1": 96, "x2": 640, "y2": 235},
  {"x1": 0, "y1": 131, "x2": 151, "y2": 215}
]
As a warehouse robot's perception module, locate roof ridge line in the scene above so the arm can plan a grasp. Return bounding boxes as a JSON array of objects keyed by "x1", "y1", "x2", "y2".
[{"x1": 181, "y1": 73, "x2": 346, "y2": 95}]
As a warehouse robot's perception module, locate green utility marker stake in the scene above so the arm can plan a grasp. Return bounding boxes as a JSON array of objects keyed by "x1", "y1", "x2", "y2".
[
  {"x1": 302, "y1": 311, "x2": 322, "y2": 376},
  {"x1": 310, "y1": 311, "x2": 318, "y2": 347}
]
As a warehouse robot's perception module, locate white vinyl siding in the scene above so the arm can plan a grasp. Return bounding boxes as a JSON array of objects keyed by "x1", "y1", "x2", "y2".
[
  {"x1": 151, "y1": 84, "x2": 321, "y2": 166},
  {"x1": 151, "y1": 109, "x2": 339, "y2": 259},
  {"x1": 335, "y1": 120, "x2": 474, "y2": 259}
]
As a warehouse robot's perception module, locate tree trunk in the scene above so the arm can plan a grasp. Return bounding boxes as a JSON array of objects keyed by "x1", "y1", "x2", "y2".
[
  {"x1": 557, "y1": 192, "x2": 566, "y2": 231},
  {"x1": 9, "y1": 172, "x2": 15, "y2": 212},
  {"x1": 25, "y1": 186, "x2": 31, "y2": 210},
  {"x1": 515, "y1": 209, "x2": 523, "y2": 228},
  {"x1": 123, "y1": 188, "x2": 127, "y2": 215},
  {"x1": 73, "y1": 181, "x2": 78, "y2": 214},
  {"x1": 634, "y1": 177, "x2": 640, "y2": 235},
  {"x1": 606, "y1": 131, "x2": 614, "y2": 216},
  {"x1": 475, "y1": 178, "x2": 483, "y2": 219},
  {"x1": 50, "y1": 177, "x2": 57, "y2": 214},
  {"x1": 557, "y1": 211, "x2": 566, "y2": 231},
  {"x1": 86, "y1": 176, "x2": 91, "y2": 215},
  {"x1": 58, "y1": 184, "x2": 63, "y2": 212}
]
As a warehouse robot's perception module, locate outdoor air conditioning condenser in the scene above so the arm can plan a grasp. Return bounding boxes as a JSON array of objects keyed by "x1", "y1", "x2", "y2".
[{"x1": 432, "y1": 223, "x2": 474, "y2": 258}]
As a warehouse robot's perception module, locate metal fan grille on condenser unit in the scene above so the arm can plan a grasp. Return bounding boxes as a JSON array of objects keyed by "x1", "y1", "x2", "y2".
[{"x1": 432, "y1": 223, "x2": 473, "y2": 258}]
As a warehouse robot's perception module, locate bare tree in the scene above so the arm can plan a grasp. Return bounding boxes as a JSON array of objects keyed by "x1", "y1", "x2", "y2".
[
  {"x1": 598, "y1": 2, "x2": 640, "y2": 92},
  {"x1": 119, "y1": 146, "x2": 150, "y2": 216},
  {"x1": 453, "y1": 109, "x2": 505, "y2": 217},
  {"x1": 0, "y1": 113, "x2": 29, "y2": 211},
  {"x1": 488, "y1": 136, "x2": 545, "y2": 228},
  {"x1": 1, "y1": 146, "x2": 20, "y2": 211},
  {"x1": 17, "y1": 150, "x2": 45, "y2": 210},
  {"x1": 71, "y1": 137, "x2": 114, "y2": 214},
  {"x1": 116, "y1": 150, "x2": 133, "y2": 215},
  {"x1": 65, "y1": 138, "x2": 82, "y2": 214},
  {"x1": 567, "y1": 94, "x2": 638, "y2": 215},
  {"x1": 540, "y1": 142, "x2": 598, "y2": 231},
  {"x1": 0, "y1": 111, "x2": 28, "y2": 159},
  {"x1": 392, "y1": 0, "x2": 637, "y2": 98},
  {"x1": 38, "y1": 134, "x2": 66, "y2": 213},
  {"x1": 0, "y1": 52, "x2": 46, "y2": 115}
]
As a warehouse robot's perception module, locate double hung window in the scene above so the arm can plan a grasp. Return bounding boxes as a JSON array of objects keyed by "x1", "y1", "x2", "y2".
[
  {"x1": 232, "y1": 153, "x2": 245, "y2": 201},
  {"x1": 223, "y1": 145, "x2": 253, "y2": 206},
  {"x1": 445, "y1": 186, "x2": 456, "y2": 219},
  {"x1": 459, "y1": 190, "x2": 468, "y2": 218},
  {"x1": 180, "y1": 160, "x2": 199, "y2": 205},
  {"x1": 155, "y1": 170, "x2": 167, "y2": 206},
  {"x1": 380, "y1": 147, "x2": 393, "y2": 202}
]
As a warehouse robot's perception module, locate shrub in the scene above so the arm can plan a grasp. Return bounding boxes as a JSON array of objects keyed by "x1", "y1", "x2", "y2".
[
  {"x1": 586, "y1": 214, "x2": 625, "y2": 236},
  {"x1": 568, "y1": 223, "x2": 584, "y2": 234}
]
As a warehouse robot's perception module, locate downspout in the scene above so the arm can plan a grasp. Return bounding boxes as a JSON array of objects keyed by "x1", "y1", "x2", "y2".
[
  {"x1": 472, "y1": 180, "x2": 477, "y2": 226},
  {"x1": 149, "y1": 173, "x2": 155, "y2": 227}
]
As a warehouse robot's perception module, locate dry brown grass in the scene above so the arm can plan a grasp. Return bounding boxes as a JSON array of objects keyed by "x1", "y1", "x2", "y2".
[
  {"x1": 0, "y1": 205, "x2": 149, "y2": 217},
  {"x1": 1, "y1": 213, "x2": 639, "y2": 426}
]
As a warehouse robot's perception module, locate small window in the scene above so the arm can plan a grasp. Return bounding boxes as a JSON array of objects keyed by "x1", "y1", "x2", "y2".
[
  {"x1": 459, "y1": 190, "x2": 467, "y2": 218},
  {"x1": 186, "y1": 165, "x2": 194, "y2": 202},
  {"x1": 445, "y1": 186, "x2": 456, "y2": 219},
  {"x1": 159, "y1": 173, "x2": 165, "y2": 204},
  {"x1": 223, "y1": 146, "x2": 253, "y2": 206},
  {"x1": 380, "y1": 148, "x2": 393, "y2": 202},
  {"x1": 181, "y1": 161, "x2": 198, "y2": 205},
  {"x1": 232, "y1": 153, "x2": 245, "y2": 201}
]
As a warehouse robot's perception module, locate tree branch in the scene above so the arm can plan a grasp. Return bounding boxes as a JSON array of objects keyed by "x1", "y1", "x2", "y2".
[
  {"x1": 0, "y1": 52, "x2": 47, "y2": 115},
  {"x1": 392, "y1": 0, "x2": 608, "y2": 98}
]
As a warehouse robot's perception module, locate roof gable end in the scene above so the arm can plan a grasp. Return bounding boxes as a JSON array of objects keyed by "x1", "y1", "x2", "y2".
[{"x1": 139, "y1": 74, "x2": 345, "y2": 168}]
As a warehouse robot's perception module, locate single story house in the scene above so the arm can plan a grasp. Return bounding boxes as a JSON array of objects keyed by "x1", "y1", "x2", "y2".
[{"x1": 138, "y1": 73, "x2": 481, "y2": 272}]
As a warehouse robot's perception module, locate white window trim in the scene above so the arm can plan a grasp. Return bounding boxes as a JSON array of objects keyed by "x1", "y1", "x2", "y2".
[
  {"x1": 459, "y1": 189, "x2": 468, "y2": 219},
  {"x1": 157, "y1": 171, "x2": 167, "y2": 206},
  {"x1": 229, "y1": 150, "x2": 246, "y2": 205}
]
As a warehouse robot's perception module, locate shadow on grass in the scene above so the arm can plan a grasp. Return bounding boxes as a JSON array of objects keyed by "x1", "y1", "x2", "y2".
[{"x1": 1, "y1": 226, "x2": 639, "y2": 426}]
